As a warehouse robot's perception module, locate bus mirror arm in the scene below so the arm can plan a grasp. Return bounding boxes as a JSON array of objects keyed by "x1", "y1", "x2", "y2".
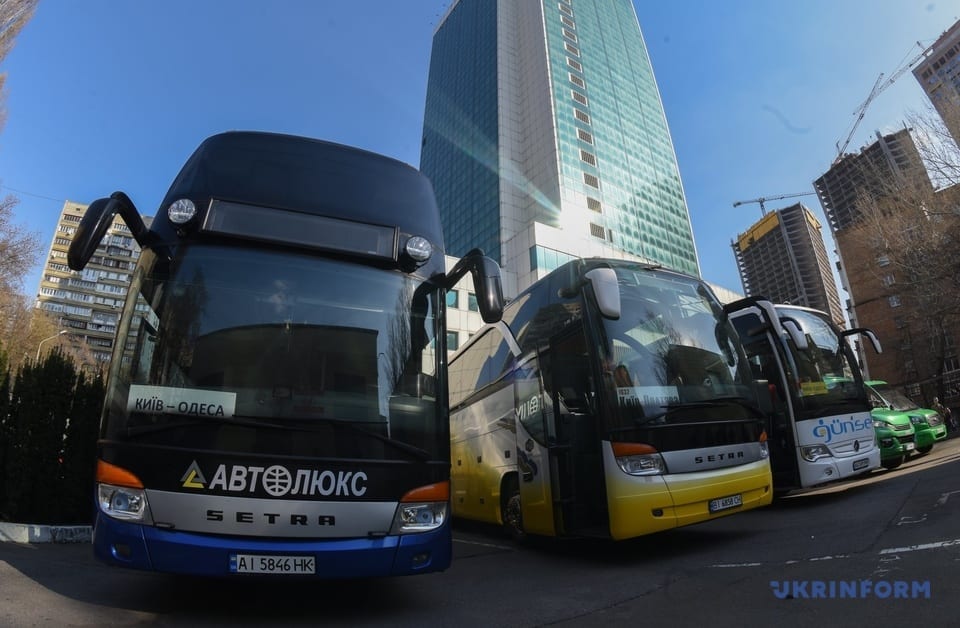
[
  {"x1": 68, "y1": 191, "x2": 151, "y2": 271},
  {"x1": 840, "y1": 328, "x2": 882, "y2": 355},
  {"x1": 445, "y1": 248, "x2": 504, "y2": 324}
]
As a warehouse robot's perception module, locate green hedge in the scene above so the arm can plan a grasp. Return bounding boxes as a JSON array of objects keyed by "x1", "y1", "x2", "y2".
[{"x1": 0, "y1": 350, "x2": 104, "y2": 525}]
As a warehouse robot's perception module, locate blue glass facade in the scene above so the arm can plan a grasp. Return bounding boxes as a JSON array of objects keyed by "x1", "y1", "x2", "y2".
[
  {"x1": 420, "y1": 0, "x2": 501, "y2": 262},
  {"x1": 421, "y1": 0, "x2": 698, "y2": 279}
]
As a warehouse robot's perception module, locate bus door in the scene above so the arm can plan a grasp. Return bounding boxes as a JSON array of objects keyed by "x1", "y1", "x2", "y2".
[
  {"x1": 513, "y1": 353, "x2": 557, "y2": 536},
  {"x1": 539, "y1": 324, "x2": 607, "y2": 537},
  {"x1": 730, "y1": 310, "x2": 800, "y2": 489}
]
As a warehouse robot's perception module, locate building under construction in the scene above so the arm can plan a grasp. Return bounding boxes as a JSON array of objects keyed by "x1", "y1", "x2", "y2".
[{"x1": 731, "y1": 202, "x2": 843, "y2": 326}]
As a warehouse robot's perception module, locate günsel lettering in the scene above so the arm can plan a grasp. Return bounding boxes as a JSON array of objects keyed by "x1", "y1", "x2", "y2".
[{"x1": 811, "y1": 416, "x2": 873, "y2": 444}]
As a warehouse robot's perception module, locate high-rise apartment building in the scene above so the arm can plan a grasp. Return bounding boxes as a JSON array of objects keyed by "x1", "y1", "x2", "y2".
[
  {"x1": 913, "y1": 18, "x2": 960, "y2": 144},
  {"x1": 35, "y1": 201, "x2": 148, "y2": 364},
  {"x1": 812, "y1": 128, "x2": 953, "y2": 392},
  {"x1": 420, "y1": 0, "x2": 698, "y2": 297},
  {"x1": 731, "y1": 203, "x2": 843, "y2": 326},
  {"x1": 814, "y1": 128, "x2": 929, "y2": 234}
]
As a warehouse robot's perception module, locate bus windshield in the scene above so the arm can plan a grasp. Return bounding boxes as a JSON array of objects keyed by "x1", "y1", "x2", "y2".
[
  {"x1": 781, "y1": 308, "x2": 865, "y2": 421},
  {"x1": 106, "y1": 243, "x2": 442, "y2": 460},
  {"x1": 601, "y1": 268, "x2": 758, "y2": 432}
]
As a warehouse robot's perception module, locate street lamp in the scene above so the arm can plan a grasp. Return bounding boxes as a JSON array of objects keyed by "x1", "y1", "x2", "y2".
[{"x1": 35, "y1": 330, "x2": 68, "y2": 362}]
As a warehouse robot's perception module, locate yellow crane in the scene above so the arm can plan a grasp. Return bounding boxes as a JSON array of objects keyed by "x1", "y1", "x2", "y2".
[{"x1": 732, "y1": 191, "x2": 816, "y2": 217}]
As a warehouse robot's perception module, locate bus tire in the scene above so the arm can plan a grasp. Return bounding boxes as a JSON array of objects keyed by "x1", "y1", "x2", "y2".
[
  {"x1": 881, "y1": 456, "x2": 904, "y2": 470},
  {"x1": 501, "y1": 477, "x2": 525, "y2": 541}
]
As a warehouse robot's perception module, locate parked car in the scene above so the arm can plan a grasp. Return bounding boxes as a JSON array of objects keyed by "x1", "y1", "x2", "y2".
[
  {"x1": 869, "y1": 407, "x2": 915, "y2": 470},
  {"x1": 865, "y1": 381, "x2": 947, "y2": 455}
]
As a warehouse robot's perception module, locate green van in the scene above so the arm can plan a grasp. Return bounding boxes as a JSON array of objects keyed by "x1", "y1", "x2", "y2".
[{"x1": 866, "y1": 381, "x2": 947, "y2": 456}]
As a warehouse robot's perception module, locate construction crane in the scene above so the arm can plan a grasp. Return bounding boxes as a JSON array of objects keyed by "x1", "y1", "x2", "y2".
[
  {"x1": 834, "y1": 41, "x2": 931, "y2": 162},
  {"x1": 732, "y1": 191, "x2": 816, "y2": 217}
]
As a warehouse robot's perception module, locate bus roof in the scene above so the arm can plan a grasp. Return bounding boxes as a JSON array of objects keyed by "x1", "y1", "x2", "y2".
[{"x1": 153, "y1": 131, "x2": 445, "y2": 255}]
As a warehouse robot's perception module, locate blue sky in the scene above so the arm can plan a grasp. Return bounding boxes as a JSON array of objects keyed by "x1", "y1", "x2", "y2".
[{"x1": 2, "y1": 0, "x2": 959, "y2": 297}]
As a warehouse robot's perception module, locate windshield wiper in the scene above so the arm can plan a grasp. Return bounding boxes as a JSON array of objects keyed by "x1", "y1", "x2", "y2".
[
  {"x1": 608, "y1": 396, "x2": 764, "y2": 434},
  {"x1": 260, "y1": 415, "x2": 433, "y2": 461},
  {"x1": 124, "y1": 412, "x2": 432, "y2": 461},
  {"x1": 125, "y1": 413, "x2": 287, "y2": 437}
]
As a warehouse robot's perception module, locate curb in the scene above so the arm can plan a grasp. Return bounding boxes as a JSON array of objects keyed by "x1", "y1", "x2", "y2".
[{"x1": 0, "y1": 522, "x2": 92, "y2": 544}]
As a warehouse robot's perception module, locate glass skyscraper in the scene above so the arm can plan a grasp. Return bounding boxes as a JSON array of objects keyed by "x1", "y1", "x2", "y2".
[{"x1": 421, "y1": 0, "x2": 698, "y2": 297}]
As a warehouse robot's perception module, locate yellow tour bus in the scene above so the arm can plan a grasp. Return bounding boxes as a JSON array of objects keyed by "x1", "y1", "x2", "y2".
[{"x1": 447, "y1": 259, "x2": 773, "y2": 540}]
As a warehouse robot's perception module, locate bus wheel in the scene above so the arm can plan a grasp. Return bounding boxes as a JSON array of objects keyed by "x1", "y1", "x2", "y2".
[
  {"x1": 502, "y1": 479, "x2": 525, "y2": 541},
  {"x1": 881, "y1": 456, "x2": 904, "y2": 470}
]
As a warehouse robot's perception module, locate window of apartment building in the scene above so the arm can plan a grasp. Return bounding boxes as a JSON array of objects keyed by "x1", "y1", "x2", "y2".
[
  {"x1": 62, "y1": 214, "x2": 82, "y2": 223},
  {"x1": 580, "y1": 150, "x2": 596, "y2": 166},
  {"x1": 567, "y1": 58, "x2": 582, "y2": 72},
  {"x1": 467, "y1": 293, "x2": 479, "y2": 312},
  {"x1": 572, "y1": 91, "x2": 588, "y2": 106},
  {"x1": 583, "y1": 173, "x2": 599, "y2": 188},
  {"x1": 559, "y1": 3, "x2": 573, "y2": 17},
  {"x1": 446, "y1": 290, "x2": 459, "y2": 309},
  {"x1": 569, "y1": 74, "x2": 585, "y2": 89},
  {"x1": 446, "y1": 331, "x2": 460, "y2": 352},
  {"x1": 881, "y1": 273, "x2": 895, "y2": 287},
  {"x1": 564, "y1": 43, "x2": 580, "y2": 57},
  {"x1": 574, "y1": 108, "x2": 590, "y2": 124},
  {"x1": 888, "y1": 295, "x2": 901, "y2": 308},
  {"x1": 577, "y1": 128, "x2": 593, "y2": 144},
  {"x1": 54, "y1": 237, "x2": 71, "y2": 246},
  {"x1": 586, "y1": 197, "x2": 602, "y2": 213},
  {"x1": 561, "y1": 15, "x2": 575, "y2": 28},
  {"x1": 563, "y1": 29, "x2": 577, "y2": 43},
  {"x1": 589, "y1": 223, "x2": 605, "y2": 239},
  {"x1": 877, "y1": 254, "x2": 891, "y2": 267}
]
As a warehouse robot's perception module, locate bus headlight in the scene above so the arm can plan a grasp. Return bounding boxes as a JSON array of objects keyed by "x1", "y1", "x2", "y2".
[
  {"x1": 390, "y1": 502, "x2": 447, "y2": 534},
  {"x1": 390, "y1": 481, "x2": 448, "y2": 534},
  {"x1": 615, "y1": 453, "x2": 666, "y2": 476},
  {"x1": 612, "y1": 442, "x2": 665, "y2": 476},
  {"x1": 97, "y1": 483, "x2": 154, "y2": 524},
  {"x1": 800, "y1": 444, "x2": 832, "y2": 462}
]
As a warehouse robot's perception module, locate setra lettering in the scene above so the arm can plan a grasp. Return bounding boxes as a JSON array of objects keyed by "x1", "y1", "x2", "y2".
[{"x1": 694, "y1": 451, "x2": 745, "y2": 464}]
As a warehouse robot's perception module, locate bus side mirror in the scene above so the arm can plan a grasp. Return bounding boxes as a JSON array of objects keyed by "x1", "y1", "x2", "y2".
[
  {"x1": 68, "y1": 191, "x2": 149, "y2": 271},
  {"x1": 68, "y1": 197, "x2": 116, "y2": 271},
  {"x1": 842, "y1": 327, "x2": 882, "y2": 355},
  {"x1": 446, "y1": 248, "x2": 503, "y2": 324},
  {"x1": 585, "y1": 268, "x2": 620, "y2": 319}
]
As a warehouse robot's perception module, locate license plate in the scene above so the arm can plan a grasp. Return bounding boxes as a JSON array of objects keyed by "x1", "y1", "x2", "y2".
[
  {"x1": 853, "y1": 458, "x2": 870, "y2": 471},
  {"x1": 904, "y1": 442, "x2": 915, "y2": 451},
  {"x1": 230, "y1": 554, "x2": 316, "y2": 575},
  {"x1": 709, "y1": 494, "x2": 743, "y2": 513}
]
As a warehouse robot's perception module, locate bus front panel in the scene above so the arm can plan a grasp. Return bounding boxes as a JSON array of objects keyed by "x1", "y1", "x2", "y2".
[{"x1": 602, "y1": 442, "x2": 772, "y2": 540}]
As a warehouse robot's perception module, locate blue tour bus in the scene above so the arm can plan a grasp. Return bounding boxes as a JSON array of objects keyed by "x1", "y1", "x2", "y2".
[{"x1": 67, "y1": 131, "x2": 502, "y2": 578}]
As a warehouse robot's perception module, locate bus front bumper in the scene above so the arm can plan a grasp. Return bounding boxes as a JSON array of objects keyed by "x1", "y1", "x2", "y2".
[
  {"x1": 604, "y1": 458, "x2": 772, "y2": 541},
  {"x1": 92, "y1": 513, "x2": 451, "y2": 578}
]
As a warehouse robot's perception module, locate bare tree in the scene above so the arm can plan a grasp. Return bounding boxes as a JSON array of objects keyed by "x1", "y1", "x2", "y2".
[
  {"x1": 0, "y1": 195, "x2": 39, "y2": 295},
  {"x1": 906, "y1": 101, "x2": 960, "y2": 192},
  {"x1": 847, "y1": 109, "x2": 960, "y2": 399},
  {"x1": 0, "y1": 0, "x2": 38, "y2": 131}
]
